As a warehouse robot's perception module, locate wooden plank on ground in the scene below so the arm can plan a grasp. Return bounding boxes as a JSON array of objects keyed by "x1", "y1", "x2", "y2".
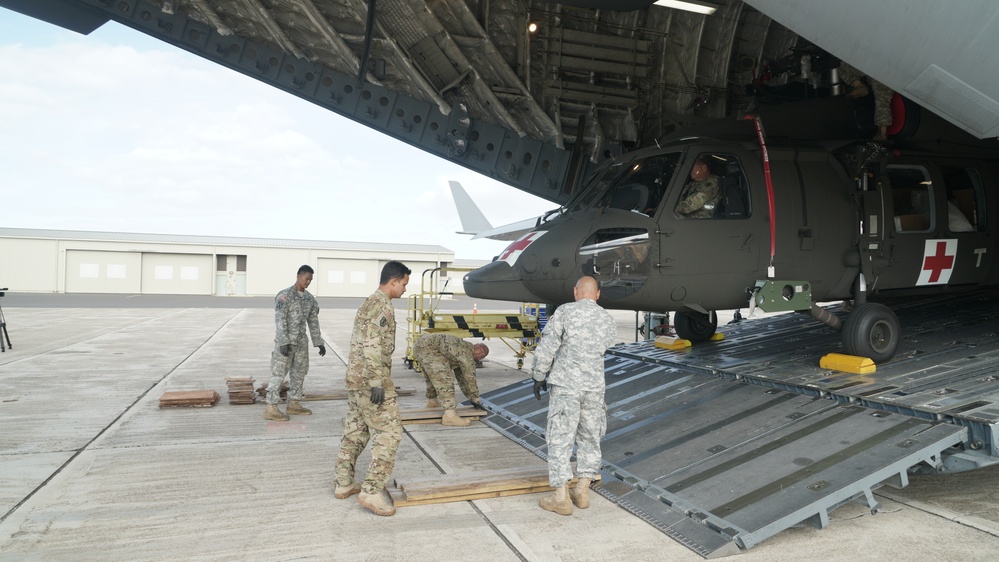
[
  {"x1": 389, "y1": 484, "x2": 555, "y2": 507},
  {"x1": 159, "y1": 390, "x2": 220, "y2": 408},
  {"x1": 400, "y1": 405, "x2": 487, "y2": 425},
  {"x1": 303, "y1": 388, "x2": 415, "y2": 401},
  {"x1": 400, "y1": 467, "x2": 550, "y2": 500},
  {"x1": 388, "y1": 466, "x2": 589, "y2": 507}
]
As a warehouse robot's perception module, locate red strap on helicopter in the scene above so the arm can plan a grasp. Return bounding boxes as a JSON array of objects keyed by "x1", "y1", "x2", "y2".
[{"x1": 751, "y1": 115, "x2": 777, "y2": 275}]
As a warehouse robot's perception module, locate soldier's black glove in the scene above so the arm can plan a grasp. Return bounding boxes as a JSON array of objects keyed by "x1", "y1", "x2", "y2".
[
  {"x1": 470, "y1": 400, "x2": 484, "y2": 411},
  {"x1": 533, "y1": 379, "x2": 548, "y2": 401},
  {"x1": 318, "y1": 345, "x2": 326, "y2": 357},
  {"x1": 370, "y1": 386, "x2": 385, "y2": 405},
  {"x1": 279, "y1": 344, "x2": 291, "y2": 357}
]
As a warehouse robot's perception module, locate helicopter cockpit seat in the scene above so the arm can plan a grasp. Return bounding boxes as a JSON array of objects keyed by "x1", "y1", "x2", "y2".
[
  {"x1": 717, "y1": 162, "x2": 748, "y2": 219},
  {"x1": 609, "y1": 183, "x2": 649, "y2": 213}
]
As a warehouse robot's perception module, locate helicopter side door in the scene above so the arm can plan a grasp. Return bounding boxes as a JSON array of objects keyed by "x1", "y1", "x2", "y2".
[
  {"x1": 655, "y1": 149, "x2": 763, "y2": 308},
  {"x1": 881, "y1": 161, "x2": 993, "y2": 289}
]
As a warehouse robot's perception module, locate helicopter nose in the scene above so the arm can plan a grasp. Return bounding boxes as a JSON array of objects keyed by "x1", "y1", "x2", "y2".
[{"x1": 464, "y1": 260, "x2": 544, "y2": 302}]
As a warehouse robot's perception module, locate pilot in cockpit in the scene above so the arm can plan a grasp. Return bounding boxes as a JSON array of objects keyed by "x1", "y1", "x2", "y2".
[{"x1": 675, "y1": 156, "x2": 721, "y2": 218}]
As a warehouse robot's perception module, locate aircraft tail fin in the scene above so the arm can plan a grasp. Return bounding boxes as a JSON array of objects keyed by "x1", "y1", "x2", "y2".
[{"x1": 449, "y1": 181, "x2": 493, "y2": 235}]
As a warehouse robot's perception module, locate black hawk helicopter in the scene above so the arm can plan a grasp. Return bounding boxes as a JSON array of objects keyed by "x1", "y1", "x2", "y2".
[{"x1": 464, "y1": 93, "x2": 999, "y2": 363}]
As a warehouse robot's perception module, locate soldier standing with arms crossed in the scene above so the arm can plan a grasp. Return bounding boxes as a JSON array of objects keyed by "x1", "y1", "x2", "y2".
[
  {"x1": 531, "y1": 276, "x2": 617, "y2": 515},
  {"x1": 264, "y1": 265, "x2": 326, "y2": 422},
  {"x1": 333, "y1": 261, "x2": 411, "y2": 516}
]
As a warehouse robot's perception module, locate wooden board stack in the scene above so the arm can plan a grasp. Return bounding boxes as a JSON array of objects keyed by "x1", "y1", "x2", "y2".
[
  {"x1": 225, "y1": 377, "x2": 256, "y2": 404},
  {"x1": 159, "y1": 390, "x2": 220, "y2": 408}
]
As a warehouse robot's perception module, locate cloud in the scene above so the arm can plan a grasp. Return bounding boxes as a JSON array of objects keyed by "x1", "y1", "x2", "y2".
[{"x1": 0, "y1": 12, "x2": 552, "y2": 260}]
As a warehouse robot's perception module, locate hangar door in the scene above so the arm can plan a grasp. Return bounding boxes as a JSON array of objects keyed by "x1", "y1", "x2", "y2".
[
  {"x1": 317, "y1": 258, "x2": 380, "y2": 297},
  {"x1": 392, "y1": 260, "x2": 441, "y2": 292},
  {"x1": 140, "y1": 253, "x2": 213, "y2": 295},
  {"x1": 66, "y1": 250, "x2": 141, "y2": 293}
]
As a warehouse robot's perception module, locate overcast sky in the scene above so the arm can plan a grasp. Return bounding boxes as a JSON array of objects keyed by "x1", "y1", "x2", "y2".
[{"x1": 0, "y1": 8, "x2": 554, "y2": 261}]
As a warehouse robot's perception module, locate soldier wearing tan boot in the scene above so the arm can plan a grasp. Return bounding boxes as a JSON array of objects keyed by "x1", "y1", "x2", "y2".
[
  {"x1": 413, "y1": 333, "x2": 488, "y2": 427},
  {"x1": 263, "y1": 265, "x2": 326, "y2": 422},
  {"x1": 531, "y1": 276, "x2": 617, "y2": 515}
]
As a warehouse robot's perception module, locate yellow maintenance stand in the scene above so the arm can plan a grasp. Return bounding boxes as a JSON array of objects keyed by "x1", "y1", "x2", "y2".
[{"x1": 404, "y1": 267, "x2": 542, "y2": 370}]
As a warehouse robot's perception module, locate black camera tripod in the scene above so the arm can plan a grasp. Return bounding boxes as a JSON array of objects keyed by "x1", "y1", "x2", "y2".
[{"x1": 0, "y1": 288, "x2": 11, "y2": 352}]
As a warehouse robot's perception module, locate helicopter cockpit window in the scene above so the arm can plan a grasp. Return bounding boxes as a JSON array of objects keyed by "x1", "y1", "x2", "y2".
[
  {"x1": 888, "y1": 165, "x2": 934, "y2": 233},
  {"x1": 565, "y1": 162, "x2": 626, "y2": 214},
  {"x1": 597, "y1": 153, "x2": 680, "y2": 214},
  {"x1": 674, "y1": 153, "x2": 750, "y2": 219}
]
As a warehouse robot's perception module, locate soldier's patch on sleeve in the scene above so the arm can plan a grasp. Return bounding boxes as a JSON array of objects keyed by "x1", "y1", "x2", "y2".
[{"x1": 380, "y1": 316, "x2": 388, "y2": 327}]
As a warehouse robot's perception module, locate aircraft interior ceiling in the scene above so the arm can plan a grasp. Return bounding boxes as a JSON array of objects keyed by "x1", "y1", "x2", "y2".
[{"x1": 7, "y1": 0, "x2": 999, "y2": 203}]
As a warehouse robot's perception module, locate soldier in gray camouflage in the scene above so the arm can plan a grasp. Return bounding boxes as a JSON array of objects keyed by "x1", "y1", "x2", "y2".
[
  {"x1": 263, "y1": 265, "x2": 326, "y2": 422},
  {"x1": 531, "y1": 276, "x2": 617, "y2": 516},
  {"x1": 675, "y1": 156, "x2": 721, "y2": 218},
  {"x1": 413, "y1": 333, "x2": 489, "y2": 427},
  {"x1": 333, "y1": 260, "x2": 411, "y2": 517}
]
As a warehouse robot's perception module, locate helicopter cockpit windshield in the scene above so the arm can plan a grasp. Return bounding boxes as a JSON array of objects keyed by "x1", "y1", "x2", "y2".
[{"x1": 563, "y1": 152, "x2": 682, "y2": 216}]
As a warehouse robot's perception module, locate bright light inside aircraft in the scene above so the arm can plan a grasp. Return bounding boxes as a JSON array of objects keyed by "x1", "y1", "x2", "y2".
[
  {"x1": 653, "y1": 0, "x2": 717, "y2": 15},
  {"x1": 528, "y1": 22, "x2": 538, "y2": 33}
]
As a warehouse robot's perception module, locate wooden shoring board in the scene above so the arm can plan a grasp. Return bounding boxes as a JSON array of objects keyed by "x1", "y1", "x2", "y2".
[
  {"x1": 389, "y1": 484, "x2": 555, "y2": 507},
  {"x1": 403, "y1": 416, "x2": 483, "y2": 425},
  {"x1": 159, "y1": 390, "x2": 220, "y2": 408},
  {"x1": 303, "y1": 388, "x2": 415, "y2": 401},
  {"x1": 400, "y1": 406, "x2": 487, "y2": 424},
  {"x1": 388, "y1": 466, "x2": 593, "y2": 507}
]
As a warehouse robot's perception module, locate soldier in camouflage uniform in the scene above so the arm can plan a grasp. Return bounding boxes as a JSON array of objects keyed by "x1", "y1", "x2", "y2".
[
  {"x1": 839, "y1": 62, "x2": 894, "y2": 141},
  {"x1": 675, "y1": 156, "x2": 721, "y2": 218},
  {"x1": 263, "y1": 265, "x2": 326, "y2": 422},
  {"x1": 333, "y1": 260, "x2": 411, "y2": 517},
  {"x1": 531, "y1": 276, "x2": 617, "y2": 516},
  {"x1": 413, "y1": 333, "x2": 489, "y2": 427}
]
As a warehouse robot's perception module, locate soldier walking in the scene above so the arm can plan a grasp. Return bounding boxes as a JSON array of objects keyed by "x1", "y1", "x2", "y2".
[
  {"x1": 531, "y1": 276, "x2": 617, "y2": 515},
  {"x1": 413, "y1": 333, "x2": 489, "y2": 426},
  {"x1": 333, "y1": 261, "x2": 411, "y2": 516},
  {"x1": 263, "y1": 265, "x2": 326, "y2": 421}
]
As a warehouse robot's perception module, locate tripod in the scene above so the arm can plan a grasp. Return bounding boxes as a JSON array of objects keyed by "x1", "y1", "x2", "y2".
[{"x1": 0, "y1": 288, "x2": 11, "y2": 352}]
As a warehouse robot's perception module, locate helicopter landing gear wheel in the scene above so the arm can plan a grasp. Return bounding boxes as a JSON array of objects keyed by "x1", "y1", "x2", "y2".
[
  {"x1": 842, "y1": 303, "x2": 900, "y2": 363},
  {"x1": 674, "y1": 310, "x2": 718, "y2": 343}
]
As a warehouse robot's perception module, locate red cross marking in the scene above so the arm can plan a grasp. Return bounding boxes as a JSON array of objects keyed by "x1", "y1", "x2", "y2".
[
  {"x1": 499, "y1": 233, "x2": 538, "y2": 261},
  {"x1": 922, "y1": 241, "x2": 955, "y2": 283}
]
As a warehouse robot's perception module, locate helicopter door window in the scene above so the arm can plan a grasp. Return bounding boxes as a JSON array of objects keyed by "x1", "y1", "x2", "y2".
[
  {"x1": 675, "y1": 153, "x2": 749, "y2": 219},
  {"x1": 578, "y1": 227, "x2": 651, "y2": 300},
  {"x1": 941, "y1": 166, "x2": 987, "y2": 232},
  {"x1": 887, "y1": 165, "x2": 934, "y2": 233}
]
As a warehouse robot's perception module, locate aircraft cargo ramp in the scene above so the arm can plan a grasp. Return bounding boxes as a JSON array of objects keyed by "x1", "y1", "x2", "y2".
[{"x1": 480, "y1": 289, "x2": 999, "y2": 558}]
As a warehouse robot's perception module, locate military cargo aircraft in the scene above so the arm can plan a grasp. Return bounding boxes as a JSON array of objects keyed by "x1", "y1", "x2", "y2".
[{"x1": 463, "y1": 95, "x2": 999, "y2": 362}]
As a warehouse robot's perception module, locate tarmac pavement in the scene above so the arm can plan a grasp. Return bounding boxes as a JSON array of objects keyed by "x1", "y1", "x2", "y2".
[{"x1": 1, "y1": 294, "x2": 999, "y2": 561}]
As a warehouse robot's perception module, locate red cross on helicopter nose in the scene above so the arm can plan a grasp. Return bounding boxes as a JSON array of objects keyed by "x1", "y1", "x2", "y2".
[{"x1": 499, "y1": 231, "x2": 544, "y2": 263}]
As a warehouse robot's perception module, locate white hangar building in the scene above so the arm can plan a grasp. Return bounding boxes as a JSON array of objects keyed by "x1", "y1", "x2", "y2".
[{"x1": 0, "y1": 228, "x2": 454, "y2": 298}]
